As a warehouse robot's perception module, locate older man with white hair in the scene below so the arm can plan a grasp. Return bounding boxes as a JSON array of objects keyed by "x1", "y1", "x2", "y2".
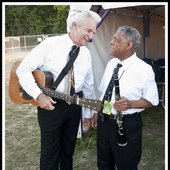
[{"x1": 17, "y1": 7, "x2": 101, "y2": 170}]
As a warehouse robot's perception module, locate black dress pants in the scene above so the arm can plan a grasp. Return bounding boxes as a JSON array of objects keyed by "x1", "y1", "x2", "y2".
[
  {"x1": 97, "y1": 112, "x2": 143, "y2": 170},
  {"x1": 37, "y1": 99, "x2": 82, "y2": 170}
]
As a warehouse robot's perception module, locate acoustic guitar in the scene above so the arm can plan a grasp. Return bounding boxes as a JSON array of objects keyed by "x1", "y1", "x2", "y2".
[{"x1": 8, "y1": 60, "x2": 102, "y2": 112}]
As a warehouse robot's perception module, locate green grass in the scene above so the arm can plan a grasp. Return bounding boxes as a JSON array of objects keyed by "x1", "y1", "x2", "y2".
[
  {"x1": 5, "y1": 98, "x2": 165, "y2": 170},
  {"x1": 139, "y1": 106, "x2": 165, "y2": 170}
]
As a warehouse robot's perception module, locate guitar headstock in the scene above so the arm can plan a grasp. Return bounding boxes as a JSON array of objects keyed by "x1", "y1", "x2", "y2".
[{"x1": 77, "y1": 98, "x2": 102, "y2": 112}]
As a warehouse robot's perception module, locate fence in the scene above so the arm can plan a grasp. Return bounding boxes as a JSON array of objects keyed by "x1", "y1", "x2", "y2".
[{"x1": 5, "y1": 34, "x2": 59, "y2": 52}]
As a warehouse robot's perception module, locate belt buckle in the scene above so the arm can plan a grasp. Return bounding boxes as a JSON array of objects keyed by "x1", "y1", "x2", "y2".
[{"x1": 110, "y1": 114, "x2": 117, "y2": 120}]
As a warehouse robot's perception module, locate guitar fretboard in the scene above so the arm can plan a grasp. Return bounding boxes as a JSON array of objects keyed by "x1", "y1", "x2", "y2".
[
  {"x1": 41, "y1": 87, "x2": 76, "y2": 104},
  {"x1": 40, "y1": 87, "x2": 102, "y2": 112}
]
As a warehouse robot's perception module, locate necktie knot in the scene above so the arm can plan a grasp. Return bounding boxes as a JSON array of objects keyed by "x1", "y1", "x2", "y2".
[
  {"x1": 71, "y1": 45, "x2": 79, "y2": 54},
  {"x1": 68, "y1": 45, "x2": 80, "y2": 62},
  {"x1": 72, "y1": 45, "x2": 77, "y2": 49},
  {"x1": 117, "y1": 63, "x2": 122, "y2": 69},
  {"x1": 114, "y1": 63, "x2": 122, "y2": 74}
]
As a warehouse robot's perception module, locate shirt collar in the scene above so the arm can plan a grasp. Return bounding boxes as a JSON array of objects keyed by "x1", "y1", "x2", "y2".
[
  {"x1": 66, "y1": 33, "x2": 78, "y2": 50},
  {"x1": 120, "y1": 53, "x2": 137, "y2": 70}
]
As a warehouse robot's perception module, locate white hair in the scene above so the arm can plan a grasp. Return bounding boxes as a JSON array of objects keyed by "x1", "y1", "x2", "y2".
[{"x1": 67, "y1": 10, "x2": 101, "y2": 32}]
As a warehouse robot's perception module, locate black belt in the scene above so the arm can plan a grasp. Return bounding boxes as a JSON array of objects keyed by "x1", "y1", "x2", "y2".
[{"x1": 106, "y1": 112, "x2": 139, "y2": 120}]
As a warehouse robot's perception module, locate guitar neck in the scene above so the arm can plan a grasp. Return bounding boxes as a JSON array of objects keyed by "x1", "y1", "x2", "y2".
[
  {"x1": 41, "y1": 87, "x2": 102, "y2": 112},
  {"x1": 77, "y1": 98, "x2": 102, "y2": 112},
  {"x1": 41, "y1": 87, "x2": 75, "y2": 103}
]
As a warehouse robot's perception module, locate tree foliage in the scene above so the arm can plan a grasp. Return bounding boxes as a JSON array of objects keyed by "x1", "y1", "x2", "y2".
[{"x1": 5, "y1": 5, "x2": 70, "y2": 36}]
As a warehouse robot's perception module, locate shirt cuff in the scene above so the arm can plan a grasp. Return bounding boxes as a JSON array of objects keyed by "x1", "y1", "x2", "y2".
[{"x1": 32, "y1": 88, "x2": 43, "y2": 100}]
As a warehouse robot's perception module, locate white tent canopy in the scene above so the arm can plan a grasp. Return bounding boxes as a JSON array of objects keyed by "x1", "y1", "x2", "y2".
[{"x1": 69, "y1": 3, "x2": 143, "y2": 10}]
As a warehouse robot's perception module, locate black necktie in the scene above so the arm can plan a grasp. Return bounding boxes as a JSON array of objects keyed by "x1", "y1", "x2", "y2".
[
  {"x1": 69, "y1": 45, "x2": 80, "y2": 95},
  {"x1": 68, "y1": 45, "x2": 80, "y2": 68},
  {"x1": 103, "y1": 63, "x2": 122, "y2": 101},
  {"x1": 100, "y1": 63, "x2": 122, "y2": 121},
  {"x1": 114, "y1": 63, "x2": 122, "y2": 101},
  {"x1": 52, "y1": 45, "x2": 80, "y2": 90}
]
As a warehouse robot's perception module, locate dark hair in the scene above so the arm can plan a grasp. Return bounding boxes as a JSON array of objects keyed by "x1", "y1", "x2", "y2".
[{"x1": 118, "y1": 26, "x2": 141, "y2": 51}]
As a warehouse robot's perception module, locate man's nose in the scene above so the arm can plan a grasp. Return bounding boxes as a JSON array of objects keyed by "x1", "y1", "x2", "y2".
[
  {"x1": 88, "y1": 33, "x2": 94, "y2": 42},
  {"x1": 89, "y1": 33, "x2": 93, "y2": 39}
]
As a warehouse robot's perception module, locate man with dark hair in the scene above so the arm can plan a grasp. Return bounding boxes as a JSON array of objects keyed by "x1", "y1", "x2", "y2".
[{"x1": 92, "y1": 26, "x2": 159, "y2": 170}]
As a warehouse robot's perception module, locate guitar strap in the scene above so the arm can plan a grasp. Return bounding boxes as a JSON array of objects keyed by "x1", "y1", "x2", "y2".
[{"x1": 51, "y1": 45, "x2": 80, "y2": 90}]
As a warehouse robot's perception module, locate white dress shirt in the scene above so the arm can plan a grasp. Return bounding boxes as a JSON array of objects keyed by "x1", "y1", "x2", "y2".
[
  {"x1": 16, "y1": 34, "x2": 95, "y2": 118},
  {"x1": 99, "y1": 53, "x2": 159, "y2": 115}
]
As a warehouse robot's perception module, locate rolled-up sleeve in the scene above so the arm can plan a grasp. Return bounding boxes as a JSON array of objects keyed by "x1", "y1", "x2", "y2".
[{"x1": 142, "y1": 68, "x2": 159, "y2": 106}]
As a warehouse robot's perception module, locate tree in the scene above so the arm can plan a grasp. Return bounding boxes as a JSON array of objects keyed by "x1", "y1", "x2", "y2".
[
  {"x1": 53, "y1": 5, "x2": 69, "y2": 33},
  {"x1": 5, "y1": 5, "x2": 69, "y2": 36}
]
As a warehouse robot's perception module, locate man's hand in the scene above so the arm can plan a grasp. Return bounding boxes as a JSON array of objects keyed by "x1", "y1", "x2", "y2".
[
  {"x1": 83, "y1": 118, "x2": 91, "y2": 133},
  {"x1": 91, "y1": 112, "x2": 98, "y2": 129},
  {"x1": 36, "y1": 93, "x2": 56, "y2": 110},
  {"x1": 113, "y1": 96, "x2": 129, "y2": 112}
]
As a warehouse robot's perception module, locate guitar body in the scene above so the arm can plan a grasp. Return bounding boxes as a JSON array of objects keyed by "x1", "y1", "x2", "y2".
[{"x1": 8, "y1": 60, "x2": 54, "y2": 106}]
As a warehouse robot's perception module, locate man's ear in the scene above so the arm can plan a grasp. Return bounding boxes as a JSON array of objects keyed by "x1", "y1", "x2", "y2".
[
  {"x1": 71, "y1": 22, "x2": 77, "y2": 29},
  {"x1": 127, "y1": 41, "x2": 133, "y2": 50}
]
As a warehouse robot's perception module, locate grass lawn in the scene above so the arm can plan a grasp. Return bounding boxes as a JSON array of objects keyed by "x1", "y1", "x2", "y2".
[{"x1": 5, "y1": 98, "x2": 165, "y2": 170}]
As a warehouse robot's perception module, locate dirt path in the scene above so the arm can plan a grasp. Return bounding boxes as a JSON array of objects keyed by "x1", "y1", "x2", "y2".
[{"x1": 5, "y1": 51, "x2": 29, "y2": 78}]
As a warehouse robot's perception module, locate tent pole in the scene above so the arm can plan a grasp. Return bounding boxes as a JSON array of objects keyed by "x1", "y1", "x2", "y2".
[
  {"x1": 89, "y1": 9, "x2": 111, "y2": 42},
  {"x1": 97, "y1": 9, "x2": 111, "y2": 29},
  {"x1": 143, "y1": 36, "x2": 146, "y2": 59}
]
